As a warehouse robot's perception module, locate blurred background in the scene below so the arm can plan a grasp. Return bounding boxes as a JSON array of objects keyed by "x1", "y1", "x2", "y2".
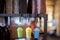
[{"x1": 0, "y1": 0, "x2": 60, "y2": 40}]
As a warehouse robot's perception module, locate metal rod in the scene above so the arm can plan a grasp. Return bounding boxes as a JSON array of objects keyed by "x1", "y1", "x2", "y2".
[{"x1": 0, "y1": 14, "x2": 48, "y2": 40}]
